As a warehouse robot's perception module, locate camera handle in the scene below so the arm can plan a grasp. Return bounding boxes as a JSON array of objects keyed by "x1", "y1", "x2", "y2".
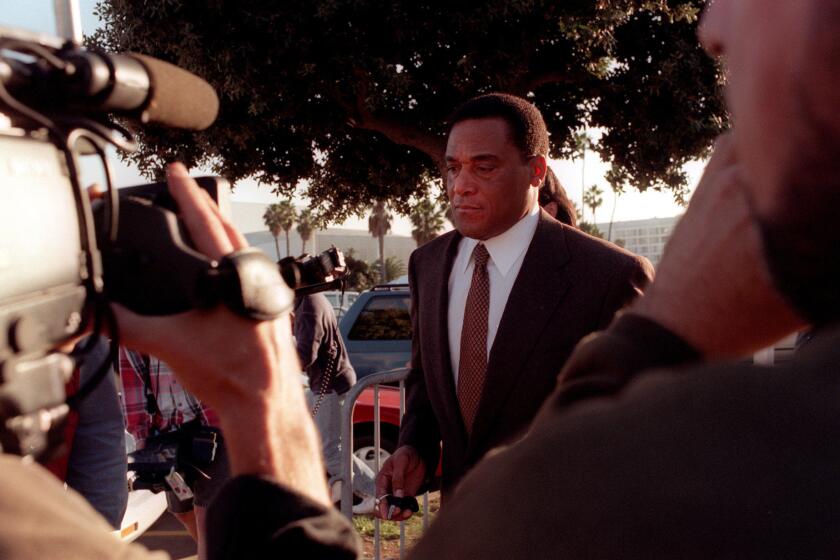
[{"x1": 95, "y1": 197, "x2": 294, "y2": 321}]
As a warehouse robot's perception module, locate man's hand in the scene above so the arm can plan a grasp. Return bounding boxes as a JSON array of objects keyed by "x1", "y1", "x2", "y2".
[
  {"x1": 374, "y1": 445, "x2": 426, "y2": 521},
  {"x1": 112, "y1": 163, "x2": 329, "y2": 507},
  {"x1": 631, "y1": 135, "x2": 805, "y2": 358}
]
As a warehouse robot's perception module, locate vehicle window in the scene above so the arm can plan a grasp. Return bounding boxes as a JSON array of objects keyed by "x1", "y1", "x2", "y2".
[{"x1": 348, "y1": 295, "x2": 412, "y2": 340}]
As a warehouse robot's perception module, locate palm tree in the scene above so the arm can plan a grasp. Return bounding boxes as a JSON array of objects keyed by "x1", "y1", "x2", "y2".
[
  {"x1": 384, "y1": 256, "x2": 406, "y2": 282},
  {"x1": 296, "y1": 208, "x2": 316, "y2": 254},
  {"x1": 583, "y1": 184, "x2": 604, "y2": 225},
  {"x1": 368, "y1": 200, "x2": 392, "y2": 284},
  {"x1": 409, "y1": 199, "x2": 446, "y2": 246},
  {"x1": 262, "y1": 200, "x2": 296, "y2": 259},
  {"x1": 262, "y1": 204, "x2": 283, "y2": 260}
]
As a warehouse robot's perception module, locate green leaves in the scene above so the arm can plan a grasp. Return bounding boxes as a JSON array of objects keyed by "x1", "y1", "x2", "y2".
[{"x1": 92, "y1": 0, "x2": 723, "y2": 215}]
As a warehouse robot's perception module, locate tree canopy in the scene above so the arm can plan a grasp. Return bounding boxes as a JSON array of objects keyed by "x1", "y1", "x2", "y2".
[{"x1": 92, "y1": 0, "x2": 725, "y2": 220}]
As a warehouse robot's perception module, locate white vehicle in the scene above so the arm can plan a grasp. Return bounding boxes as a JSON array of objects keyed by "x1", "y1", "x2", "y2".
[
  {"x1": 112, "y1": 433, "x2": 167, "y2": 542},
  {"x1": 113, "y1": 485, "x2": 167, "y2": 543}
]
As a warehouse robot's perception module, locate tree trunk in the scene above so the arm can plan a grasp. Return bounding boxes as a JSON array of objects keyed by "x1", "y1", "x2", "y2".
[
  {"x1": 378, "y1": 234, "x2": 386, "y2": 284},
  {"x1": 285, "y1": 231, "x2": 291, "y2": 257},
  {"x1": 273, "y1": 235, "x2": 281, "y2": 261}
]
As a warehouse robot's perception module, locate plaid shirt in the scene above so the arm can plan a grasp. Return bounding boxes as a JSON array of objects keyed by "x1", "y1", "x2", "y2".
[{"x1": 118, "y1": 348, "x2": 220, "y2": 445}]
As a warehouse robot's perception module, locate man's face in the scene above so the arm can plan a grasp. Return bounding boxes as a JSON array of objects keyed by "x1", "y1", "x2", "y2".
[
  {"x1": 700, "y1": 0, "x2": 840, "y2": 322},
  {"x1": 445, "y1": 118, "x2": 544, "y2": 240}
]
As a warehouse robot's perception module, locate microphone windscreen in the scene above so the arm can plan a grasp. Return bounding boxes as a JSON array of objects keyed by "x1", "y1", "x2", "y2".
[{"x1": 130, "y1": 53, "x2": 219, "y2": 131}]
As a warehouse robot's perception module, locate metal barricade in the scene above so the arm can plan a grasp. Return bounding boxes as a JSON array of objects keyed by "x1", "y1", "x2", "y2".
[{"x1": 340, "y1": 368, "x2": 431, "y2": 559}]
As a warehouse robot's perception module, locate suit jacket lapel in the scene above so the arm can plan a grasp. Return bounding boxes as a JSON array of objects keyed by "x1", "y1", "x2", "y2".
[{"x1": 468, "y1": 211, "x2": 572, "y2": 451}]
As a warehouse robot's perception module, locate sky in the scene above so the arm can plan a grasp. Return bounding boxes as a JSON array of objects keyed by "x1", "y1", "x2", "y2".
[{"x1": 0, "y1": 1, "x2": 705, "y2": 235}]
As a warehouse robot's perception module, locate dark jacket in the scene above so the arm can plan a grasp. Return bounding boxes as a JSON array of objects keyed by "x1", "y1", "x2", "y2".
[
  {"x1": 294, "y1": 293, "x2": 356, "y2": 395},
  {"x1": 399, "y1": 210, "x2": 654, "y2": 493},
  {"x1": 201, "y1": 315, "x2": 840, "y2": 559}
]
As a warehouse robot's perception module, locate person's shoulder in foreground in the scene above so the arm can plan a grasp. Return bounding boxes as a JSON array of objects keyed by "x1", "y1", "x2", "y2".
[
  {"x1": 0, "y1": 454, "x2": 168, "y2": 560},
  {"x1": 410, "y1": 319, "x2": 840, "y2": 559}
]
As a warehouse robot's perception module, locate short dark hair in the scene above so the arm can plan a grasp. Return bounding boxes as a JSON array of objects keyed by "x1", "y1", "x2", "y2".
[
  {"x1": 539, "y1": 168, "x2": 577, "y2": 228},
  {"x1": 448, "y1": 93, "x2": 549, "y2": 159}
]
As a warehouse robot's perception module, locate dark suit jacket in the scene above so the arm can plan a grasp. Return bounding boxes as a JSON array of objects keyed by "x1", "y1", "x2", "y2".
[
  {"x1": 191, "y1": 322, "x2": 840, "y2": 560},
  {"x1": 398, "y1": 210, "x2": 654, "y2": 493}
]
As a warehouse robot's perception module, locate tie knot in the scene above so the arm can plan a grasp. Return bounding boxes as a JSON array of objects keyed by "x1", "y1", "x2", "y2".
[{"x1": 473, "y1": 243, "x2": 489, "y2": 269}]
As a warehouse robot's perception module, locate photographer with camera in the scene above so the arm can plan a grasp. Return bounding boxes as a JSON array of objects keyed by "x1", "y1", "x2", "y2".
[
  {"x1": 0, "y1": 163, "x2": 360, "y2": 559},
  {"x1": 119, "y1": 348, "x2": 230, "y2": 559},
  {"x1": 294, "y1": 292, "x2": 377, "y2": 514},
  {"x1": 0, "y1": 28, "x2": 359, "y2": 557}
]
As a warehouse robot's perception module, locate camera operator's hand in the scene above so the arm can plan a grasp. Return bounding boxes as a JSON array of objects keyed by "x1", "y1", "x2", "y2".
[
  {"x1": 114, "y1": 163, "x2": 329, "y2": 507},
  {"x1": 630, "y1": 135, "x2": 806, "y2": 358},
  {"x1": 374, "y1": 445, "x2": 426, "y2": 521}
]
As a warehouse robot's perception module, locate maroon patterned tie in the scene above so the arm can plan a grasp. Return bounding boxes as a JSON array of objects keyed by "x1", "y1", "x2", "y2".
[{"x1": 457, "y1": 243, "x2": 490, "y2": 435}]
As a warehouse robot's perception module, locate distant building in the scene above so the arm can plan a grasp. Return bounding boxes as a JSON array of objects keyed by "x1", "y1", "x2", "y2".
[
  {"x1": 233, "y1": 201, "x2": 416, "y2": 268},
  {"x1": 596, "y1": 215, "x2": 682, "y2": 267}
]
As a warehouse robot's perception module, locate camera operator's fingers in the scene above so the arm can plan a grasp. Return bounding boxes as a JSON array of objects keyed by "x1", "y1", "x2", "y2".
[
  {"x1": 166, "y1": 162, "x2": 234, "y2": 260},
  {"x1": 198, "y1": 187, "x2": 248, "y2": 250},
  {"x1": 631, "y1": 137, "x2": 804, "y2": 357}
]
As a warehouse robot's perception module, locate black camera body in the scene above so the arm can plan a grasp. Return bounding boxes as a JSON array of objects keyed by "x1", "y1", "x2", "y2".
[
  {"x1": 0, "y1": 26, "x2": 295, "y2": 459},
  {"x1": 127, "y1": 422, "x2": 219, "y2": 497},
  {"x1": 0, "y1": 127, "x2": 88, "y2": 458},
  {"x1": 279, "y1": 247, "x2": 347, "y2": 295}
]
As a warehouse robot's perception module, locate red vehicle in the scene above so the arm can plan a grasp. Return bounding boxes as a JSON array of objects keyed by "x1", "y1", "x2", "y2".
[
  {"x1": 351, "y1": 385, "x2": 402, "y2": 471},
  {"x1": 351, "y1": 385, "x2": 443, "y2": 478}
]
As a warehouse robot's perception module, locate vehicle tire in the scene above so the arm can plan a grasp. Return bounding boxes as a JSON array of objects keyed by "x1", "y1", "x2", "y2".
[{"x1": 353, "y1": 430, "x2": 397, "y2": 472}]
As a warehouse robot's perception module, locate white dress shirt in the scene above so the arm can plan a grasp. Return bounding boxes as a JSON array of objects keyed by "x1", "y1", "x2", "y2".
[{"x1": 448, "y1": 204, "x2": 540, "y2": 385}]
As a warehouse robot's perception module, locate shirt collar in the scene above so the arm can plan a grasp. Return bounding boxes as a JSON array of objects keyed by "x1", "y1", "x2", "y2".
[{"x1": 460, "y1": 204, "x2": 540, "y2": 277}]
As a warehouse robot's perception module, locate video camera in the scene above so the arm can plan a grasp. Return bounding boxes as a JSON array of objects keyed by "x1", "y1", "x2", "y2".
[
  {"x1": 0, "y1": 26, "x2": 294, "y2": 460},
  {"x1": 279, "y1": 247, "x2": 347, "y2": 296},
  {"x1": 127, "y1": 421, "x2": 220, "y2": 499}
]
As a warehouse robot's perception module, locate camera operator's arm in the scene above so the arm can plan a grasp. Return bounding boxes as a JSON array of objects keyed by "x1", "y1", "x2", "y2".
[
  {"x1": 559, "y1": 135, "x2": 806, "y2": 392},
  {"x1": 115, "y1": 164, "x2": 360, "y2": 558},
  {"x1": 627, "y1": 136, "x2": 805, "y2": 359}
]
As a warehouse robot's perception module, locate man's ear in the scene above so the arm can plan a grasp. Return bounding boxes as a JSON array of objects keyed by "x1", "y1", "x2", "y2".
[{"x1": 530, "y1": 155, "x2": 548, "y2": 186}]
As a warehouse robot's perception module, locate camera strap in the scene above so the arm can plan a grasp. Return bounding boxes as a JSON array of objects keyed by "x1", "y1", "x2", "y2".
[
  {"x1": 311, "y1": 339, "x2": 337, "y2": 417},
  {"x1": 125, "y1": 350, "x2": 208, "y2": 431},
  {"x1": 125, "y1": 350, "x2": 162, "y2": 423}
]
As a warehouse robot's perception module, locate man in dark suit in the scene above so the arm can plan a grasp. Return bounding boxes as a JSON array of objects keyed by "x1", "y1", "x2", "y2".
[
  {"x1": 409, "y1": 2, "x2": 840, "y2": 557},
  {"x1": 375, "y1": 93, "x2": 653, "y2": 516}
]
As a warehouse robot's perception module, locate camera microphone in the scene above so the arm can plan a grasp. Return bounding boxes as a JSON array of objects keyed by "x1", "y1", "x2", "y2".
[{"x1": 1, "y1": 48, "x2": 218, "y2": 130}]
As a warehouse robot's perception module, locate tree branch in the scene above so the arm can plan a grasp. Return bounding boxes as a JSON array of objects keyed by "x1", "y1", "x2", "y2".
[{"x1": 337, "y1": 69, "x2": 447, "y2": 172}]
